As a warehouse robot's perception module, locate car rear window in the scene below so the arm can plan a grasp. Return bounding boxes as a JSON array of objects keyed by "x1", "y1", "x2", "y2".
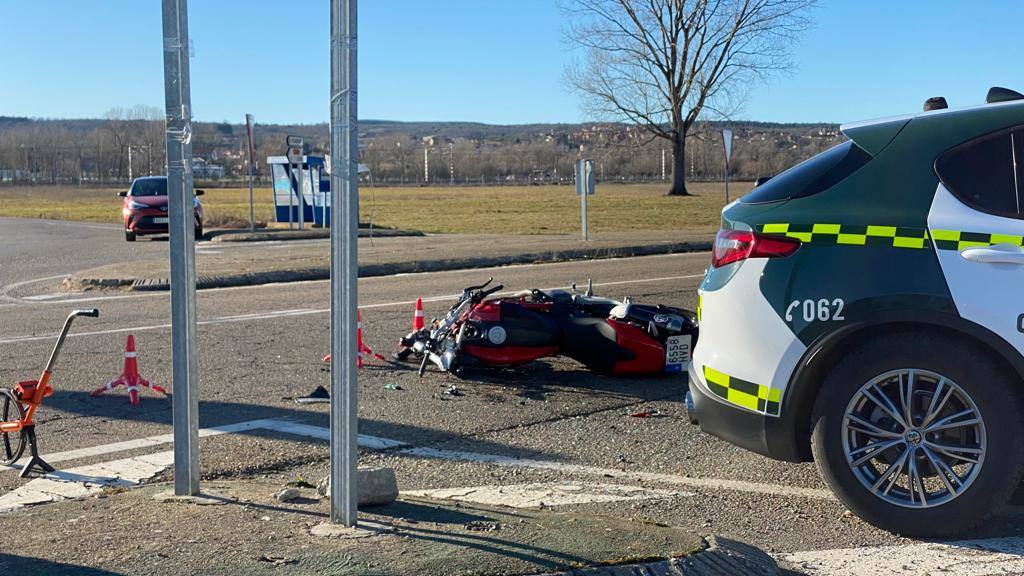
[
  {"x1": 130, "y1": 179, "x2": 167, "y2": 197},
  {"x1": 740, "y1": 140, "x2": 872, "y2": 204},
  {"x1": 935, "y1": 127, "x2": 1024, "y2": 218}
]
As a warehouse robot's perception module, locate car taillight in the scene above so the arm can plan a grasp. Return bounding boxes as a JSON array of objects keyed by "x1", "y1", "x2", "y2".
[{"x1": 711, "y1": 229, "x2": 800, "y2": 268}]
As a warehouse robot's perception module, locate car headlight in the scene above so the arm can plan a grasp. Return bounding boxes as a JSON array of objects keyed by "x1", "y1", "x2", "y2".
[{"x1": 128, "y1": 201, "x2": 148, "y2": 210}]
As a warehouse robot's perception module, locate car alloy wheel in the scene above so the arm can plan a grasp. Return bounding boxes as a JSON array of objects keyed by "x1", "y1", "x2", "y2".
[{"x1": 841, "y1": 368, "x2": 986, "y2": 508}]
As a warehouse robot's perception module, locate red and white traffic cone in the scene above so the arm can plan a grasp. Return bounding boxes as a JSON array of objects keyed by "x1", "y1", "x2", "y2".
[
  {"x1": 323, "y1": 311, "x2": 385, "y2": 367},
  {"x1": 91, "y1": 335, "x2": 167, "y2": 405},
  {"x1": 412, "y1": 298, "x2": 425, "y2": 331},
  {"x1": 357, "y1": 310, "x2": 386, "y2": 367}
]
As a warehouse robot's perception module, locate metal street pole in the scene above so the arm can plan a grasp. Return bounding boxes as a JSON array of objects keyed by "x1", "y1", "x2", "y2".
[
  {"x1": 297, "y1": 157, "x2": 305, "y2": 230},
  {"x1": 161, "y1": 0, "x2": 200, "y2": 497},
  {"x1": 245, "y1": 114, "x2": 256, "y2": 232},
  {"x1": 329, "y1": 0, "x2": 359, "y2": 527}
]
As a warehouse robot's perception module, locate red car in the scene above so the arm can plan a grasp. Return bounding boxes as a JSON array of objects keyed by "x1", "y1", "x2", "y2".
[{"x1": 119, "y1": 176, "x2": 204, "y2": 242}]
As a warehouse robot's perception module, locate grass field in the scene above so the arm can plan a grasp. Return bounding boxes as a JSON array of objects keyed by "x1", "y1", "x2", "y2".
[{"x1": 0, "y1": 182, "x2": 750, "y2": 235}]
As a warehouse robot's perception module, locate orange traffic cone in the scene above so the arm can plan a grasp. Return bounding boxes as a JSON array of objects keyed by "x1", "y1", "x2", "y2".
[
  {"x1": 412, "y1": 298, "x2": 425, "y2": 331},
  {"x1": 357, "y1": 311, "x2": 386, "y2": 367},
  {"x1": 323, "y1": 311, "x2": 386, "y2": 367},
  {"x1": 92, "y1": 335, "x2": 167, "y2": 405}
]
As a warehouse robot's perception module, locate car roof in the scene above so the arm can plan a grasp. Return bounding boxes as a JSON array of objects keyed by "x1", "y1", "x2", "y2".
[{"x1": 841, "y1": 99, "x2": 1024, "y2": 157}]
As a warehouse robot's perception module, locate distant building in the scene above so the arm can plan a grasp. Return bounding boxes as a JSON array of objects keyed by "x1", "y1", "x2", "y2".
[{"x1": 191, "y1": 157, "x2": 225, "y2": 179}]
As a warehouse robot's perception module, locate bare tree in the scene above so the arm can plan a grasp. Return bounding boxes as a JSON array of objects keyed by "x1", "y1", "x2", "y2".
[{"x1": 564, "y1": 0, "x2": 815, "y2": 195}]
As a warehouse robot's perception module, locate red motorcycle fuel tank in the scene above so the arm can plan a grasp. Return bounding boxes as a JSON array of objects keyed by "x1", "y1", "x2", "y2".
[{"x1": 461, "y1": 299, "x2": 560, "y2": 366}]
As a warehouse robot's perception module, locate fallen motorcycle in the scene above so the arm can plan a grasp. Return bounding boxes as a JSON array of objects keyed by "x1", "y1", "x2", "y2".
[{"x1": 394, "y1": 278, "x2": 697, "y2": 377}]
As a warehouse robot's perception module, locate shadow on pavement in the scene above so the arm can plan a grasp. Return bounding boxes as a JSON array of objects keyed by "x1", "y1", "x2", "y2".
[
  {"x1": 0, "y1": 554, "x2": 121, "y2": 575},
  {"x1": 38, "y1": 390, "x2": 562, "y2": 462}
]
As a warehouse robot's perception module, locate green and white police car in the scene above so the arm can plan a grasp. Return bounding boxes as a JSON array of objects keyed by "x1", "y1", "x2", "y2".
[{"x1": 689, "y1": 87, "x2": 1024, "y2": 537}]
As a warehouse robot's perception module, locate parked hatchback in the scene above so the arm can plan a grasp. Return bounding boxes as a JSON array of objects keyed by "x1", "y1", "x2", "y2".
[
  {"x1": 689, "y1": 88, "x2": 1024, "y2": 537},
  {"x1": 119, "y1": 176, "x2": 204, "y2": 242}
]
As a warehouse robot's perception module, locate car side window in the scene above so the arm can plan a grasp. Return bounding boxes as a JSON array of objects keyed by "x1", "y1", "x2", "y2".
[{"x1": 936, "y1": 127, "x2": 1023, "y2": 218}]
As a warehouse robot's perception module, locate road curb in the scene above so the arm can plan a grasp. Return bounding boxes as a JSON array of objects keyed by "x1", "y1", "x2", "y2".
[
  {"x1": 535, "y1": 536, "x2": 780, "y2": 576},
  {"x1": 206, "y1": 227, "x2": 423, "y2": 242},
  {"x1": 71, "y1": 240, "x2": 712, "y2": 292}
]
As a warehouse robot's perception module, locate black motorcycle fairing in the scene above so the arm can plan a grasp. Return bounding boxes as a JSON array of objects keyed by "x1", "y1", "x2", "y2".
[
  {"x1": 558, "y1": 317, "x2": 636, "y2": 373},
  {"x1": 463, "y1": 301, "x2": 562, "y2": 348}
]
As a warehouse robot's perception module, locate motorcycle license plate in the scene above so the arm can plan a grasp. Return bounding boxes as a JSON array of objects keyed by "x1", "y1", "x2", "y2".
[{"x1": 664, "y1": 335, "x2": 691, "y2": 373}]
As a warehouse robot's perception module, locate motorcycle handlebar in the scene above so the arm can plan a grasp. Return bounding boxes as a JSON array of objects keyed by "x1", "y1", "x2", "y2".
[
  {"x1": 463, "y1": 277, "x2": 494, "y2": 292},
  {"x1": 479, "y1": 284, "x2": 503, "y2": 298},
  {"x1": 74, "y1": 309, "x2": 100, "y2": 318}
]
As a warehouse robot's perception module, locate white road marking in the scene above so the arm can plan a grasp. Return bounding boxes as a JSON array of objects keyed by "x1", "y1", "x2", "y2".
[
  {"x1": 1, "y1": 418, "x2": 404, "y2": 473},
  {"x1": 42, "y1": 221, "x2": 120, "y2": 231},
  {"x1": 782, "y1": 538, "x2": 1024, "y2": 576},
  {"x1": 0, "y1": 275, "x2": 703, "y2": 344},
  {"x1": 400, "y1": 446, "x2": 835, "y2": 500},
  {"x1": 2, "y1": 417, "x2": 829, "y2": 517},
  {"x1": 404, "y1": 482, "x2": 688, "y2": 508},
  {"x1": 0, "y1": 419, "x2": 405, "y2": 514}
]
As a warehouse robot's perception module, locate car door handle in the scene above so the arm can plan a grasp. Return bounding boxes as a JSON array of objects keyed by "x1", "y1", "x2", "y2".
[{"x1": 961, "y1": 244, "x2": 1024, "y2": 264}]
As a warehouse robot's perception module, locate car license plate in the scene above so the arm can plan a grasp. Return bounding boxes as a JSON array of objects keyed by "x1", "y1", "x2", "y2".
[
  {"x1": 152, "y1": 217, "x2": 169, "y2": 224},
  {"x1": 664, "y1": 334, "x2": 691, "y2": 373}
]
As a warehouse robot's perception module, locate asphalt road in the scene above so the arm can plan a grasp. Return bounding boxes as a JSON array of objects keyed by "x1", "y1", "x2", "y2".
[{"x1": 3, "y1": 217, "x2": 1024, "y2": 573}]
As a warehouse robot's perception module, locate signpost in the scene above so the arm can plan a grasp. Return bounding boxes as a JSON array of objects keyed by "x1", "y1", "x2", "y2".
[
  {"x1": 722, "y1": 128, "x2": 733, "y2": 204},
  {"x1": 575, "y1": 159, "x2": 595, "y2": 241},
  {"x1": 245, "y1": 114, "x2": 256, "y2": 232},
  {"x1": 287, "y1": 135, "x2": 305, "y2": 230},
  {"x1": 329, "y1": 0, "x2": 359, "y2": 527},
  {"x1": 161, "y1": 0, "x2": 200, "y2": 497}
]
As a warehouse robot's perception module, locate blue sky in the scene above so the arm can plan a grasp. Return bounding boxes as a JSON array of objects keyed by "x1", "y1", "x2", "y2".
[{"x1": 0, "y1": 1, "x2": 1020, "y2": 125}]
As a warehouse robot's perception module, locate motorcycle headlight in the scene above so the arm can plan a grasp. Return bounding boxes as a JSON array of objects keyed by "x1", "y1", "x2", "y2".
[{"x1": 128, "y1": 200, "x2": 148, "y2": 210}]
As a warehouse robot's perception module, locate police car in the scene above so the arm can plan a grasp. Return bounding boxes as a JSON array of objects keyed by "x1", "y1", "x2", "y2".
[{"x1": 689, "y1": 87, "x2": 1024, "y2": 537}]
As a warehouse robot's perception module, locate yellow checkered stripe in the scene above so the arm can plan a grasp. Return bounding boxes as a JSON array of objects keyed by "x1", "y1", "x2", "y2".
[
  {"x1": 696, "y1": 294, "x2": 702, "y2": 323},
  {"x1": 759, "y1": 223, "x2": 931, "y2": 249},
  {"x1": 702, "y1": 366, "x2": 781, "y2": 416},
  {"x1": 930, "y1": 229, "x2": 1024, "y2": 251}
]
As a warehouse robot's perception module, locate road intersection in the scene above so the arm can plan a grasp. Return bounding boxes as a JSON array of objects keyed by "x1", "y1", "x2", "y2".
[{"x1": 3, "y1": 218, "x2": 1024, "y2": 574}]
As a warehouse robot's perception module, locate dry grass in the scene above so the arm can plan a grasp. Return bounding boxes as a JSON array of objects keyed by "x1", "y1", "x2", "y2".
[{"x1": 0, "y1": 182, "x2": 750, "y2": 235}]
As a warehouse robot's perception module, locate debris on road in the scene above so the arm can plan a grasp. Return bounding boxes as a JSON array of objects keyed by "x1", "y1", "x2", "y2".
[
  {"x1": 319, "y1": 467, "x2": 399, "y2": 506},
  {"x1": 444, "y1": 384, "x2": 463, "y2": 397},
  {"x1": 629, "y1": 408, "x2": 660, "y2": 418},
  {"x1": 464, "y1": 520, "x2": 502, "y2": 532},
  {"x1": 273, "y1": 488, "x2": 300, "y2": 503},
  {"x1": 384, "y1": 383, "x2": 403, "y2": 391},
  {"x1": 293, "y1": 385, "x2": 330, "y2": 404},
  {"x1": 256, "y1": 555, "x2": 295, "y2": 566}
]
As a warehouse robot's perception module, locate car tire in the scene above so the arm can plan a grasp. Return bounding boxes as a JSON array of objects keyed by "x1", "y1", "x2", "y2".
[
  {"x1": 125, "y1": 230, "x2": 136, "y2": 242},
  {"x1": 811, "y1": 332, "x2": 1024, "y2": 537}
]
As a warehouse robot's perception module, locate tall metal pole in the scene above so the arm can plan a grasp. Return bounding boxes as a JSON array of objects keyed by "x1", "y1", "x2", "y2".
[
  {"x1": 329, "y1": 0, "x2": 359, "y2": 527},
  {"x1": 297, "y1": 158, "x2": 305, "y2": 230},
  {"x1": 245, "y1": 114, "x2": 256, "y2": 232},
  {"x1": 161, "y1": 0, "x2": 200, "y2": 497}
]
